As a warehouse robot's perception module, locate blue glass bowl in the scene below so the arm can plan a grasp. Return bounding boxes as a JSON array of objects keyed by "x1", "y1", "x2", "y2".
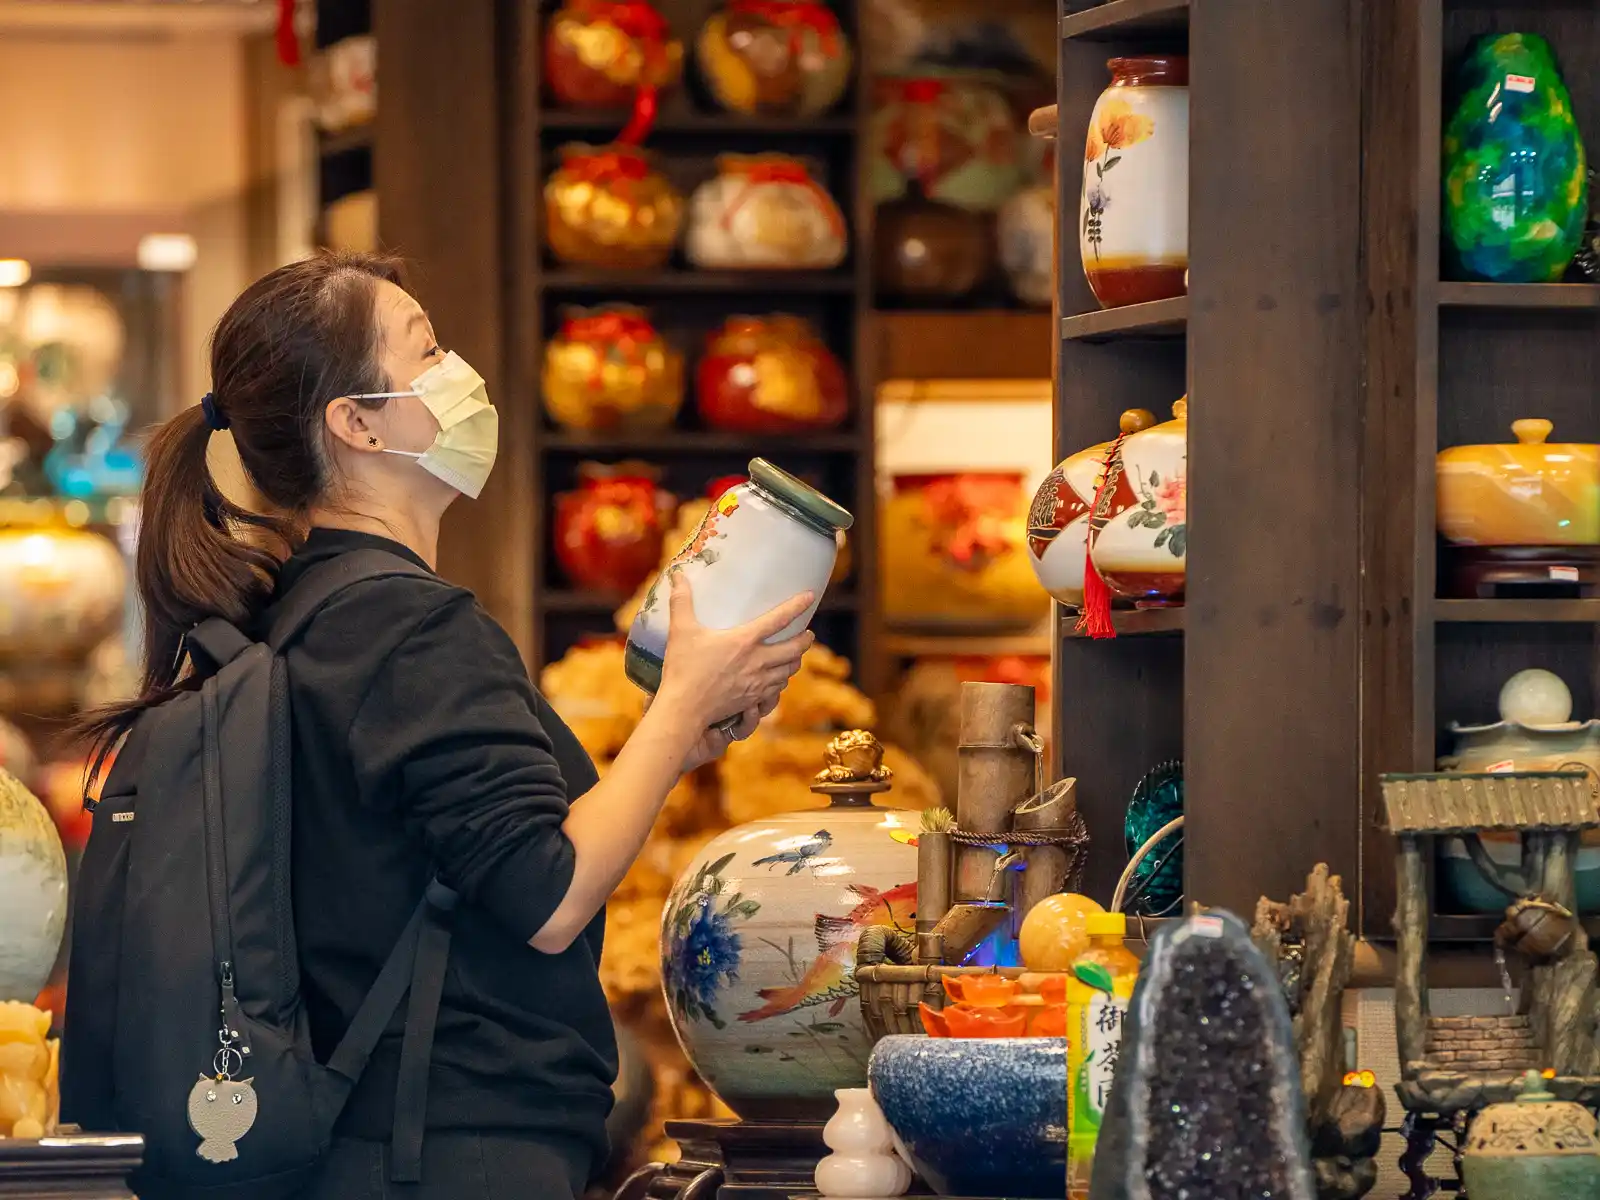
[{"x1": 868, "y1": 1035, "x2": 1066, "y2": 1198}]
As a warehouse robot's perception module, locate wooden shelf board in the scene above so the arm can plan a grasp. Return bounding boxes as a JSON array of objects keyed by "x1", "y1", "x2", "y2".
[
  {"x1": 1060, "y1": 296, "x2": 1188, "y2": 342},
  {"x1": 1059, "y1": 0, "x2": 1189, "y2": 41},
  {"x1": 883, "y1": 632, "x2": 1052, "y2": 658},
  {"x1": 318, "y1": 126, "x2": 373, "y2": 158},
  {"x1": 877, "y1": 310, "x2": 1054, "y2": 380},
  {"x1": 1061, "y1": 606, "x2": 1185, "y2": 638},
  {"x1": 540, "y1": 110, "x2": 855, "y2": 136},
  {"x1": 541, "y1": 430, "x2": 858, "y2": 455},
  {"x1": 1435, "y1": 598, "x2": 1600, "y2": 623},
  {"x1": 1438, "y1": 282, "x2": 1600, "y2": 310},
  {"x1": 541, "y1": 268, "x2": 856, "y2": 295}
]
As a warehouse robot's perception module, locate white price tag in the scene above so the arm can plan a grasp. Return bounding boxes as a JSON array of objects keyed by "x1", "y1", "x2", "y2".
[{"x1": 1505, "y1": 74, "x2": 1536, "y2": 94}]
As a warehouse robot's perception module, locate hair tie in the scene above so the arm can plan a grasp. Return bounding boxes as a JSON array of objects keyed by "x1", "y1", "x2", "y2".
[{"x1": 200, "y1": 392, "x2": 230, "y2": 432}]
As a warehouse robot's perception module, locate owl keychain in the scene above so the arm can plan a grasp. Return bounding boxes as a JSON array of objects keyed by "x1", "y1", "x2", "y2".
[{"x1": 187, "y1": 998, "x2": 258, "y2": 1163}]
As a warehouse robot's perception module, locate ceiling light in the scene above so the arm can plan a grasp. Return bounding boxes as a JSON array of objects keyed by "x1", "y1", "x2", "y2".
[
  {"x1": 0, "y1": 260, "x2": 31, "y2": 288},
  {"x1": 137, "y1": 234, "x2": 197, "y2": 273}
]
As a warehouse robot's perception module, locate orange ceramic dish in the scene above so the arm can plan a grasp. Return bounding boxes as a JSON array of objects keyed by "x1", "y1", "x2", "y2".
[
  {"x1": 1437, "y1": 419, "x2": 1600, "y2": 547},
  {"x1": 923, "y1": 973, "x2": 1072, "y2": 1038}
]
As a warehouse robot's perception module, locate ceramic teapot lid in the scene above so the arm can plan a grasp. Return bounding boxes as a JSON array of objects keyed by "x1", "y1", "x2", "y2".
[{"x1": 749, "y1": 458, "x2": 854, "y2": 533}]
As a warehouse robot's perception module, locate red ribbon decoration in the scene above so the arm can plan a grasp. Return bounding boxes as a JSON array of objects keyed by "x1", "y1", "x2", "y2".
[
  {"x1": 718, "y1": 158, "x2": 846, "y2": 239},
  {"x1": 727, "y1": 0, "x2": 841, "y2": 56},
  {"x1": 276, "y1": 0, "x2": 300, "y2": 67},
  {"x1": 561, "y1": 147, "x2": 653, "y2": 185},
  {"x1": 560, "y1": 310, "x2": 662, "y2": 390},
  {"x1": 570, "y1": 0, "x2": 674, "y2": 144}
]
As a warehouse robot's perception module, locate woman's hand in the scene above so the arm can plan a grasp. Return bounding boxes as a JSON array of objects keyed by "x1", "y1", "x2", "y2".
[
  {"x1": 667, "y1": 685, "x2": 782, "y2": 773},
  {"x1": 656, "y1": 569, "x2": 815, "y2": 734}
]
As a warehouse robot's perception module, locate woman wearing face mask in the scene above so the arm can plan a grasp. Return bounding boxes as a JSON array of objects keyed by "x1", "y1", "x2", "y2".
[{"x1": 82, "y1": 253, "x2": 813, "y2": 1198}]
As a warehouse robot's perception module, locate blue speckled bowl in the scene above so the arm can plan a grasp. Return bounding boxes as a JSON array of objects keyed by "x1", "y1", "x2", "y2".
[{"x1": 868, "y1": 1036, "x2": 1066, "y2": 1198}]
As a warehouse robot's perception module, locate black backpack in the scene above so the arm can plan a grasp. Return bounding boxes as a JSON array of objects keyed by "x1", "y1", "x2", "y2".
[{"x1": 63, "y1": 550, "x2": 458, "y2": 1199}]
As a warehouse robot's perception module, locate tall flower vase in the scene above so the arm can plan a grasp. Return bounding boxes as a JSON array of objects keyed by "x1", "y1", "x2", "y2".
[
  {"x1": 815, "y1": 1089, "x2": 913, "y2": 1199},
  {"x1": 1443, "y1": 33, "x2": 1589, "y2": 283},
  {"x1": 1079, "y1": 56, "x2": 1188, "y2": 309}
]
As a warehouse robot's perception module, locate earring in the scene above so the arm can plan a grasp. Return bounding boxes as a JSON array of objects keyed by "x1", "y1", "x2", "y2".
[{"x1": 367, "y1": 436, "x2": 379, "y2": 447}]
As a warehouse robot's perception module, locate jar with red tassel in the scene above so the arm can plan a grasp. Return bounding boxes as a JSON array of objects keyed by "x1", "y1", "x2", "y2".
[
  {"x1": 545, "y1": 144, "x2": 685, "y2": 269},
  {"x1": 686, "y1": 154, "x2": 847, "y2": 270},
  {"x1": 554, "y1": 463, "x2": 676, "y2": 595},
  {"x1": 695, "y1": 0, "x2": 852, "y2": 118},
  {"x1": 543, "y1": 306, "x2": 685, "y2": 432},
  {"x1": 545, "y1": 0, "x2": 684, "y2": 142},
  {"x1": 696, "y1": 315, "x2": 848, "y2": 433},
  {"x1": 1087, "y1": 398, "x2": 1187, "y2": 608}
]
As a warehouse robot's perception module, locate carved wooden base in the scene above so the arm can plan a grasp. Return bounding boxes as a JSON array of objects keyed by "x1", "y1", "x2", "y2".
[
  {"x1": 615, "y1": 1120, "x2": 829, "y2": 1200},
  {"x1": 1442, "y1": 544, "x2": 1600, "y2": 599},
  {"x1": 0, "y1": 1134, "x2": 144, "y2": 1199}
]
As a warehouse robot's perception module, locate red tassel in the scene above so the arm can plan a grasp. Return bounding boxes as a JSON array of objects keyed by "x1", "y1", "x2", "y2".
[
  {"x1": 276, "y1": 0, "x2": 301, "y2": 68},
  {"x1": 1074, "y1": 433, "x2": 1127, "y2": 640},
  {"x1": 618, "y1": 85, "x2": 659, "y2": 145}
]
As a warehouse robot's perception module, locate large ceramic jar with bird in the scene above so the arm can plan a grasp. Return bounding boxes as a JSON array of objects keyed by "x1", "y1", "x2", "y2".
[{"x1": 660, "y1": 731, "x2": 918, "y2": 1119}]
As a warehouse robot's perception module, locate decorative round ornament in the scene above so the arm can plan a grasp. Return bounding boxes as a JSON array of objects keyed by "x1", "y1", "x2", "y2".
[
  {"x1": 0, "y1": 770, "x2": 68, "y2": 1004},
  {"x1": 544, "y1": 144, "x2": 684, "y2": 270},
  {"x1": 544, "y1": 0, "x2": 684, "y2": 143},
  {"x1": 696, "y1": 0, "x2": 851, "y2": 118},
  {"x1": 1087, "y1": 397, "x2": 1188, "y2": 606},
  {"x1": 0, "y1": 526, "x2": 127, "y2": 662},
  {"x1": 695, "y1": 314, "x2": 847, "y2": 433},
  {"x1": 686, "y1": 154, "x2": 847, "y2": 270},
  {"x1": 542, "y1": 306, "x2": 684, "y2": 432},
  {"x1": 553, "y1": 462, "x2": 675, "y2": 595}
]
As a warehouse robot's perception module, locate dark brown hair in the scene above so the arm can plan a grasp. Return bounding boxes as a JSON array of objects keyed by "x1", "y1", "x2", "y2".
[{"x1": 80, "y1": 251, "x2": 403, "y2": 758}]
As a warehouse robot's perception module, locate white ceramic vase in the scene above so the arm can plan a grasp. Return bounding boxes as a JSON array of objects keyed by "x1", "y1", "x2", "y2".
[
  {"x1": 0, "y1": 771, "x2": 68, "y2": 1002},
  {"x1": 1089, "y1": 399, "x2": 1188, "y2": 604},
  {"x1": 1079, "y1": 55, "x2": 1189, "y2": 309},
  {"x1": 686, "y1": 156, "x2": 848, "y2": 270},
  {"x1": 1026, "y1": 437, "x2": 1114, "y2": 608},
  {"x1": 815, "y1": 1087, "x2": 913, "y2": 1199}
]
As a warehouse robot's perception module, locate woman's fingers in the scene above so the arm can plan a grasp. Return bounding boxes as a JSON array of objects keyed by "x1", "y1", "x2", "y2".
[
  {"x1": 740, "y1": 592, "x2": 816, "y2": 643},
  {"x1": 753, "y1": 632, "x2": 813, "y2": 671}
]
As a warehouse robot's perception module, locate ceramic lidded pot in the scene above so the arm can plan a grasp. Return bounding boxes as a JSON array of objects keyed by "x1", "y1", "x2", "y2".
[
  {"x1": 997, "y1": 176, "x2": 1055, "y2": 307},
  {"x1": 545, "y1": 144, "x2": 684, "y2": 270},
  {"x1": 1443, "y1": 33, "x2": 1589, "y2": 283},
  {"x1": 0, "y1": 770, "x2": 68, "y2": 1004},
  {"x1": 686, "y1": 154, "x2": 847, "y2": 270},
  {"x1": 1462, "y1": 1070, "x2": 1600, "y2": 1198},
  {"x1": 870, "y1": 74, "x2": 1023, "y2": 214},
  {"x1": 1079, "y1": 56, "x2": 1189, "y2": 309},
  {"x1": 0, "y1": 527, "x2": 127, "y2": 661},
  {"x1": 696, "y1": 315, "x2": 848, "y2": 433},
  {"x1": 625, "y1": 457, "x2": 851, "y2": 695},
  {"x1": 543, "y1": 0, "x2": 683, "y2": 140},
  {"x1": 553, "y1": 462, "x2": 675, "y2": 595},
  {"x1": 1087, "y1": 398, "x2": 1187, "y2": 606},
  {"x1": 660, "y1": 731, "x2": 918, "y2": 1119},
  {"x1": 873, "y1": 197, "x2": 993, "y2": 301},
  {"x1": 1437, "y1": 419, "x2": 1599, "y2": 547},
  {"x1": 1437, "y1": 668, "x2": 1600, "y2": 914},
  {"x1": 542, "y1": 306, "x2": 684, "y2": 433},
  {"x1": 1026, "y1": 409, "x2": 1156, "y2": 608},
  {"x1": 696, "y1": 0, "x2": 851, "y2": 118}
]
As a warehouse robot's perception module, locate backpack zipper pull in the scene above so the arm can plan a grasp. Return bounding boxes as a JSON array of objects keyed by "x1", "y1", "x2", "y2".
[{"x1": 215, "y1": 961, "x2": 254, "y2": 1074}]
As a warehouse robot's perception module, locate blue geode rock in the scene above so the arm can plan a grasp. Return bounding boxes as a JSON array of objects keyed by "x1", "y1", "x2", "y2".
[
  {"x1": 1089, "y1": 910, "x2": 1317, "y2": 1200},
  {"x1": 869, "y1": 1036, "x2": 1067, "y2": 1198}
]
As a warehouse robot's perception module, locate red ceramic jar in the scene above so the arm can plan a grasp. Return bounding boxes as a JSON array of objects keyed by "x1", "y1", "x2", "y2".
[
  {"x1": 553, "y1": 463, "x2": 673, "y2": 594},
  {"x1": 695, "y1": 314, "x2": 848, "y2": 434}
]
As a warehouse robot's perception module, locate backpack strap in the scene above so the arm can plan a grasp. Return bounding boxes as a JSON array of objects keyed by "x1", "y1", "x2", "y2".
[
  {"x1": 186, "y1": 617, "x2": 254, "y2": 672},
  {"x1": 267, "y1": 547, "x2": 435, "y2": 652}
]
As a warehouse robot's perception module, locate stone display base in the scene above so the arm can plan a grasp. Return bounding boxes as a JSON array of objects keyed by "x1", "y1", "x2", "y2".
[{"x1": 0, "y1": 1133, "x2": 144, "y2": 1199}]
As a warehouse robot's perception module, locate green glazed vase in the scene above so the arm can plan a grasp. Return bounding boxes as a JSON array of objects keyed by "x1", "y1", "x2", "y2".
[
  {"x1": 1461, "y1": 1070, "x2": 1600, "y2": 1198},
  {"x1": 1442, "y1": 33, "x2": 1588, "y2": 283}
]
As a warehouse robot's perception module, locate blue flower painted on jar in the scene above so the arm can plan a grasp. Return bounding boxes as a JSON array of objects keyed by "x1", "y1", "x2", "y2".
[{"x1": 664, "y1": 853, "x2": 761, "y2": 1030}]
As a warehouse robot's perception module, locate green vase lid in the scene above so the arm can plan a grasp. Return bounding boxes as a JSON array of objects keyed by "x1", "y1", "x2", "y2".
[
  {"x1": 1515, "y1": 1069, "x2": 1555, "y2": 1104},
  {"x1": 748, "y1": 458, "x2": 854, "y2": 534}
]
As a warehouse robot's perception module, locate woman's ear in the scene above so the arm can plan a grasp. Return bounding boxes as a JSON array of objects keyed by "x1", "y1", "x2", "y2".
[{"x1": 324, "y1": 397, "x2": 383, "y2": 453}]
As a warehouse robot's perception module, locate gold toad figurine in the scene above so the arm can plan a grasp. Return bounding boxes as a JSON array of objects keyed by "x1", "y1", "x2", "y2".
[{"x1": 813, "y1": 729, "x2": 893, "y2": 786}]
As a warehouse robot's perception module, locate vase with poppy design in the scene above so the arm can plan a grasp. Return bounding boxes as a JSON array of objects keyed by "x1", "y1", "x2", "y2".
[
  {"x1": 881, "y1": 473, "x2": 1050, "y2": 626},
  {"x1": 624, "y1": 458, "x2": 851, "y2": 696},
  {"x1": 660, "y1": 730, "x2": 917, "y2": 1119},
  {"x1": 869, "y1": 73, "x2": 1023, "y2": 214},
  {"x1": 544, "y1": 0, "x2": 683, "y2": 143},
  {"x1": 1079, "y1": 56, "x2": 1188, "y2": 309},
  {"x1": 686, "y1": 155, "x2": 848, "y2": 270},
  {"x1": 1087, "y1": 398, "x2": 1187, "y2": 606},
  {"x1": 696, "y1": 315, "x2": 848, "y2": 433},
  {"x1": 545, "y1": 144, "x2": 684, "y2": 270},
  {"x1": 554, "y1": 462, "x2": 675, "y2": 595},
  {"x1": 542, "y1": 306, "x2": 685, "y2": 432},
  {"x1": 696, "y1": 0, "x2": 851, "y2": 118}
]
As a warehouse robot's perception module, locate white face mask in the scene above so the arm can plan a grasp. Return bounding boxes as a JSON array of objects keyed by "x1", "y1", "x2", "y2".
[{"x1": 352, "y1": 351, "x2": 498, "y2": 499}]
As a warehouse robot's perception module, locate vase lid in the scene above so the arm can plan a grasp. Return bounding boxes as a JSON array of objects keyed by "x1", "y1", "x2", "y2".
[
  {"x1": 809, "y1": 730, "x2": 894, "y2": 807},
  {"x1": 749, "y1": 458, "x2": 854, "y2": 532}
]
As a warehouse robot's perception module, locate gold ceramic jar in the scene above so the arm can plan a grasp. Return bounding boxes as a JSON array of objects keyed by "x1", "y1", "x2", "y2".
[
  {"x1": 545, "y1": 144, "x2": 685, "y2": 270},
  {"x1": 542, "y1": 306, "x2": 685, "y2": 432},
  {"x1": 1437, "y1": 418, "x2": 1600, "y2": 546}
]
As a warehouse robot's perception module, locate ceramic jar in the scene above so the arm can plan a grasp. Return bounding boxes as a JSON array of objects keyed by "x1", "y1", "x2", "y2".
[
  {"x1": 873, "y1": 197, "x2": 993, "y2": 301},
  {"x1": 881, "y1": 473, "x2": 1050, "y2": 626},
  {"x1": 542, "y1": 306, "x2": 685, "y2": 432},
  {"x1": 686, "y1": 155, "x2": 847, "y2": 270},
  {"x1": 554, "y1": 463, "x2": 674, "y2": 595},
  {"x1": 696, "y1": 0, "x2": 851, "y2": 118},
  {"x1": 998, "y1": 178, "x2": 1055, "y2": 307},
  {"x1": 544, "y1": 0, "x2": 683, "y2": 140},
  {"x1": 625, "y1": 458, "x2": 851, "y2": 695},
  {"x1": 1437, "y1": 668, "x2": 1600, "y2": 914},
  {"x1": 1088, "y1": 398, "x2": 1187, "y2": 605},
  {"x1": 660, "y1": 731, "x2": 917, "y2": 1118},
  {"x1": 1462, "y1": 1071, "x2": 1600, "y2": 1198},
  {"x1": 1443, "y1": 33, "x2": 1589, "y2": 283},
  {"x1": 1079, "y1": 56, "x2": 1189, "y2": 309},
  {"x1": 0, "y1": 720, "x2": 34, "y2": 794},
  {"x1": 311, "y1": 35, "x2": 376, "y2": 133},
  {"x1": 870, "y1": 75, "x2": 1023, "y2": 213},
  {"x1": 1437, "y1": 419, "x2": 1599, "y2": 548},
  {"x1": 696, "y1": 315, "x2": 848, "y2": 433},
  {"x1": 814, "y1": 1088, "x2": 912, "y2": 1199},
  {"x1": 0, "y1": 771, "x2": 67, "y2": 1003},
  {"x1": 1026, "y1": 410, "x2": 1157, "y2": 608},
  {"x1": 0, "y1": 527, "x2": 127, "y2": 662},
  {"x1": 545, "y1": 144, "x2": 684, "y2": 270}
]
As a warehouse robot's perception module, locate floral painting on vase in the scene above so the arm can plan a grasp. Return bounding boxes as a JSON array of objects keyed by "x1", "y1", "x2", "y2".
[
  {"x1": 1082, "y1": 99, "x2": 1155, "y2": 264},
  {"x1": 663, "y1": 853, "x2": 759, "y2": 1030}
]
